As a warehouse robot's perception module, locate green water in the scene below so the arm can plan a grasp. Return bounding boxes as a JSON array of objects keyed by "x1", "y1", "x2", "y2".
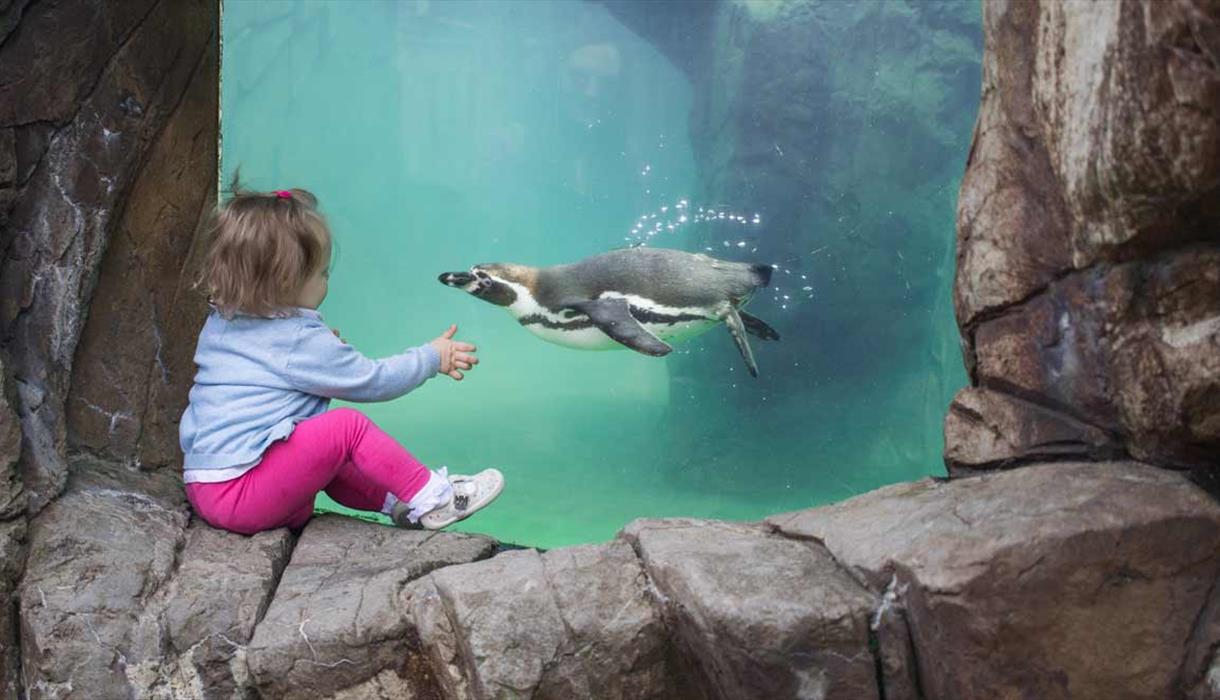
[{"x1": 221, "y1": 0, "x2": 980, "y2": 548}]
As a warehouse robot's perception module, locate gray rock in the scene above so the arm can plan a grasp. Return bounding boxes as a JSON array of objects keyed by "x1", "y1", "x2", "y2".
[
  {"x1": 1, "y1": 517, "x2": 26, "y2": 700},
  {"x1": 123, "y1": 524, "x2": 294, "y2": 700},
  {"x1": 246, "y1": 515, "x2": 495, "y2": 700},
  {"x1": 18, "y1": 461, "x2": 189, "y2": 699},
  {"x1": 538, "y1": 543, "x2": 678, "y2": 699},
  {"x1": 17, "y1": 459, "x2": 289, "y2": 700},
  {"x1": 0, "y1": 357, "x2": 24, "y2": 518},
  {"x1": 405, "y1": 542, "x2": 681, "y2": 700},
  {"x1": 767, "y1": 462, "x2": 1220, "y2": 699},
  {"x1": 620, "y1": 518, "x2": 879, "y2": 700}
]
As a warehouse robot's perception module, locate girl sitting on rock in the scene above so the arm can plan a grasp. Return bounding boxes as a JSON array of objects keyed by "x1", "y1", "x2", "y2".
[{"x1": 178, "y1": 185, "x2": 503, "y2": 535}]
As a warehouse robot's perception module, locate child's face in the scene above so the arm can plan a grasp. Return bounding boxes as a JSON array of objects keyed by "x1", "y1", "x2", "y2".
[{"x1": 296, "y1": 250, "x2": 331, "y2": 309}]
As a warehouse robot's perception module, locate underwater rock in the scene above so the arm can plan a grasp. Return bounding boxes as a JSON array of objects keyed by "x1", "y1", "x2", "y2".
[
  {"x1": 246, "y1": 516, "x2": 496, "y2": 700},
  {"x1": 952, "y1": 0, "x2": 1220, "y2": 475},
  {"x1": 767, "y1": 461, "x2": 1220, "y2": 700},
  {"x1": 0, "y1": 0, "x2": 217, "y2": 513},
  {"x1": 404, "y1": 542, "x2": 683, "y2": 700},
  {"x1": 605, "y1": 0, "x2": 980, "y2": 484},
  {"x1": 620, "y1": 518, "x2": 879, "y2": 700}
]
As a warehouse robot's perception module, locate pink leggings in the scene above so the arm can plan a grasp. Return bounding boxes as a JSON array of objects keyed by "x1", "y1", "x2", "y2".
[{"x1": 186, "y1": 408, "x2": 431, "y2": 535}]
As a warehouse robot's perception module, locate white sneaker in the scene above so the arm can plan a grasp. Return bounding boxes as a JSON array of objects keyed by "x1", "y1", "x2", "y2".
[{"x1": 419, "y1": 468, "x2": 504, "y2": 530}]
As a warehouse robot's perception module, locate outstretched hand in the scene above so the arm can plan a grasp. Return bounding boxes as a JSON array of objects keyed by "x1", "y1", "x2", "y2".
[{"x1": 429, "y1": 324, "x2": 478, "y2": 380}]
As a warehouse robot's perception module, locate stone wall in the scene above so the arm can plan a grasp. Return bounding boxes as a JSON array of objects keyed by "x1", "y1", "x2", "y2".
[
  {"x1": 945, "y1": 0, "x2": 1220, "y2": 477},
  {"x1": 0, "y1": 1, "x2": 218, "y2": 697},
  {"x1": 9, "y1": 459, "x2": 1220, "y2": 699},
  {"x1": 0, "y1": 0, "x2": 218, "y2": 517}
]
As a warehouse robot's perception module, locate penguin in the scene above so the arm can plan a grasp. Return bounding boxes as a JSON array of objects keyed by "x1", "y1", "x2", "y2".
[{"x1": 438, "y1": 247, "x2": 780, "y2": 376}]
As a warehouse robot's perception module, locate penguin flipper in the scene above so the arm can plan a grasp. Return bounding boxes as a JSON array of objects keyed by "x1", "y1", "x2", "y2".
[
  {"x1": 721, "y1": 306, "x2": 760, "y2": 377},
  {"x1": 565, "y1": 298, "x2": 673, "y2": 357},
  {"x1": 739, "y1": 311, "x2": 780, "y2": 341}
]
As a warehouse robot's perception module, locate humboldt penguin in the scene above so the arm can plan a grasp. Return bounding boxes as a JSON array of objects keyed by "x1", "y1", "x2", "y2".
[{"x1": 438, "y1": 247, "x2": 780, "y2": 376}]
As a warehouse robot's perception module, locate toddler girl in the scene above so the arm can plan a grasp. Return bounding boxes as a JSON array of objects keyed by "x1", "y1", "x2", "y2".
[{"x1": 179, "y1": 186, "x2": 503, "y2": 535}]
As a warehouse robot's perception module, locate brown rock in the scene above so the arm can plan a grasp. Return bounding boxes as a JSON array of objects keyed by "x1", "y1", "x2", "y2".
[
  {"x1": 405, "y1": 542, "x2": 682, "y2": 700},
  {"x1": 972, "y1": 247, "x2": 1220, "y2": 468},
  {"x1": 0, "y1": 0, "x2": 216, "y2": 513},
  {"x1": 66, "y1": 25, "x2": 218, "y2": 470},
  {"x1": 943, "y1": 385, "x2": 1117, "y2": 474},
  {"x1": 1033, "y1": 0, "x2": 1220, "y2": 265},
  {"x1": 954, "y1": 0, "x2": 1072, "y2": 328},
  {"x1": 246, "y1": 515, "x2": 496, "y2": 700},
  {"x1": 767, "y1": 462, "x2": 1220, "y2": 700},
  {"x1": 952, "y1": 0, "x2": 1220, "y2": 475},
  {"x1": 620, "y1": 518, "x2": 880, "y2": 700}
]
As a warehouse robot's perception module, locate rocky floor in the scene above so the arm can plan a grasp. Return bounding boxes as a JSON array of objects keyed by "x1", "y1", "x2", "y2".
[{"x1": 7, "y1": 458, "x2": 1220, "y2": 700}]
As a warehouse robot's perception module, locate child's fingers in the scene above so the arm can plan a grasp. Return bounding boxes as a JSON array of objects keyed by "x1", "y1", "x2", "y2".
[
  {"x1": 448, "y1": 368, "x2": 464, "y2": 380},
  {"x1": 441, "y1": 324, "x2": 458, "y2": 340},
  {"x1": 453, "y1": 342, "x2": 477, "y2": 352},
  {"x1": 455, "y1": 352, "x2": 478, "y2": 365}
]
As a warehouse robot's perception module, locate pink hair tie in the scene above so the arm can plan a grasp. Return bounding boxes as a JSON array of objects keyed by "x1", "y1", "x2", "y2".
[{"x1": 274, "y1": 190, "x2": 293, "y2": 199}]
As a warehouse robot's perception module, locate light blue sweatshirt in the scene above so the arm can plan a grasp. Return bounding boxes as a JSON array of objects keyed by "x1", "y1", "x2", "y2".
[{"x1": 179, "y1": 307, "x2": 440, "y2": 476}]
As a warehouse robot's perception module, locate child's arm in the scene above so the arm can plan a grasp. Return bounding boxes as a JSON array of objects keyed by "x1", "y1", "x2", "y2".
[{"x1": 283, "y1": 318, "x2": 441, "y2": 402}]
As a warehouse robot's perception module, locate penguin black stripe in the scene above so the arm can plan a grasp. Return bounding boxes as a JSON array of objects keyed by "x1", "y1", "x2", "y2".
[{"x1": 518, "y1": 307, "x2": 708, "y2": 330}]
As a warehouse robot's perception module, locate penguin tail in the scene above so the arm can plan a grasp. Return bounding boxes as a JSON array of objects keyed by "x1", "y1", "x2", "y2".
[{"x1": 751, "y1": 263, "x2": 774, "y2": 287}]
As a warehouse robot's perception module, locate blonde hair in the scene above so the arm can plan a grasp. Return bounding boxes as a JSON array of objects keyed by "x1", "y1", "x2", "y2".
[{"x1": 200, "y1": 180, "x2": 331, "y2": 318}]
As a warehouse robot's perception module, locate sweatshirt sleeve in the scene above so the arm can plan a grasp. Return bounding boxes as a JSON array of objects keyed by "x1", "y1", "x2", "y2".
[{"x1": 284, "y1": 318, "x2": 441, "y2": 402}]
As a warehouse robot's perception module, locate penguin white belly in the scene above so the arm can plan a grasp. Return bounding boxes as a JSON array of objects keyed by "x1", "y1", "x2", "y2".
[
  {"x1": 647, "y1": 318, "x2": 718, "y2": 344},
  {"x1": 526, "y1": 317, "x2": 718, "y2": 351},
  {"x1": 530, "y1": 323, "x2": 621, "y2": 350},
  {"x1": 509, "y1": 290, "x2": 720, "y2": 352}
]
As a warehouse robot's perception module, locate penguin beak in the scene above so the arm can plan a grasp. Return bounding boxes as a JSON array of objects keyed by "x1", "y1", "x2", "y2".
[{"x1": 438, "y1": 271, "x2": 475, "y2": 288}]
